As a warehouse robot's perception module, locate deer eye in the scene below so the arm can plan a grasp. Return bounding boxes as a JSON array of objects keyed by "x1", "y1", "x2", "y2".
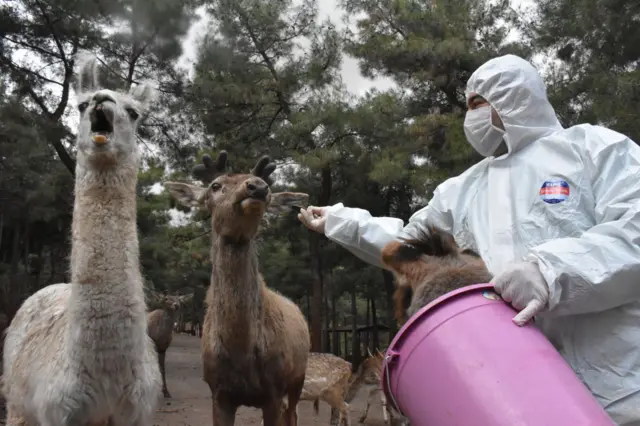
[
  {"x1": 210, "y1": 183, "x2": 222, "y2": 192},
  {"x1": 78, "y1": 102, "x2": 89, "y2": 113},
  {"x1": 126, "y1": 108, "x2": 139, "y2": 120}
]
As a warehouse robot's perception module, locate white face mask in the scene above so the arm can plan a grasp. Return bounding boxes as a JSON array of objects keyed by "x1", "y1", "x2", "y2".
[{"x1": 463, "y1": 105, "x2": 506, "y2": 157}]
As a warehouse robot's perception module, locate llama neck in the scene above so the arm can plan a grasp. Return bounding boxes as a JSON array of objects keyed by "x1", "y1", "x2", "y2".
[
  {"x1": 70, "y1": 168, "x2": 142, "y2": 293},
  {"x1": 207, "y1": 233, "x2": 262, "y2": 349}
]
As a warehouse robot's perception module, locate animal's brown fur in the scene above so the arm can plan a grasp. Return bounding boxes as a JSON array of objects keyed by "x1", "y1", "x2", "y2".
[
  {"x1": 147, "y1": 293, "x2": 192, "y2": 398},
  {"x1": 381, "y1": 225, "x2": 493, "y2": 326},
  {"x1": 165, "y1": 152, "x2": 311, "y2": 426}
]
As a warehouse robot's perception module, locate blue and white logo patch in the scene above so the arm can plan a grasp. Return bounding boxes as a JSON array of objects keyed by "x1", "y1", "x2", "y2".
[{"x1": 539, "y1": 179, "x2": 570, "y2": 204}]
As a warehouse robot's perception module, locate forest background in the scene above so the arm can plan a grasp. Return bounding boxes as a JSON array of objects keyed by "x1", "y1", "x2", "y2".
[{"x1": 1, "y1": 0, "x2": 638, "y2": 364}]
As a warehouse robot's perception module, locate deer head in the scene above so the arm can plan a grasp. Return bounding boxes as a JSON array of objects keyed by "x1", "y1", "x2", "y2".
[
  {"x1": 381, "y1": 224, "x2": 490, "y2": 325},
  {"x1": 164, "y1": 151, "x2": 309, "y2": 242}
]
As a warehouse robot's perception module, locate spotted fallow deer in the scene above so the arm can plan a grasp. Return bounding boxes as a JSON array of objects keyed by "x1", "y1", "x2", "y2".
[
  {"x1": 164, "y1": 151, "x2": 311, "y2": 426},
  {"x1": 270, "y1": 352, "x2": 353, "y2": 426}
]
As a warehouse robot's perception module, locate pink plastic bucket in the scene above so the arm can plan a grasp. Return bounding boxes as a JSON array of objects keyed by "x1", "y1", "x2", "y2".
[{"x1": 381, "y1": 283, "x2": 614, "y2": 426}]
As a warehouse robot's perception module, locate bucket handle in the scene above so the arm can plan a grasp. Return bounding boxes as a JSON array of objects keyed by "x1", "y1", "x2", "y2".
[{"x1": 383, "y1": 350, "x2": 406, "y2": 417}]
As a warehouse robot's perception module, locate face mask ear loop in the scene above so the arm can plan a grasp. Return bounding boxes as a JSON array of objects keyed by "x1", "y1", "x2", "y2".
[
  {"x1": 489, "y1": 106, "x2": 511, "y2": 152},
  {"x1": 488, "y1": 106, "x2": 503, "y2": 132}
]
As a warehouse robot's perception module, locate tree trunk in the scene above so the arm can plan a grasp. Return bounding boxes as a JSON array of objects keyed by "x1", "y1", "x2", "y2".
[
  {"x1": 371, "y1": 295, "x2": 379, "y2": 350},
  {"x1": 382, "y1": 270, "x2": 397, "y2": 338},
  {"x1": 308, "y1": 164, "x2": 332, "y2": 352},
  {"x1": 308, "y1": 231, "x2": 323, "y2": 352},
  {"x1": 332, "y1": 281, "x2": 338, "y2": 356},
  {"x1": 365, "y1": 296, "x2": 370, "y2": 353},
  {"x1": 323, "y1": 277, "x2": 330, "y2": 352},
  {"x1": 351, "y1": 287, "x2": 360, "y2": 368}
]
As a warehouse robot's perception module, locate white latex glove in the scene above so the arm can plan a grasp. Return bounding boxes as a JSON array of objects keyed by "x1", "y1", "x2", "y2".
[
  {"x1": 491, "y1": 261, "x2": 550, "y2": 326},
  {"x1": 298, "y1": 206, "x2": 329, "y2": 233}
]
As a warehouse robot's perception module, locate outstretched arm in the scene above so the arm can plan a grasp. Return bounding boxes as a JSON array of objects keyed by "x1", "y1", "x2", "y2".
[
  {"x1": 322, "y1": 181, "x2": 457, "y2": 269},
  {"x1": 527, "y1": 127, "x2": 640, "y2": 317}
]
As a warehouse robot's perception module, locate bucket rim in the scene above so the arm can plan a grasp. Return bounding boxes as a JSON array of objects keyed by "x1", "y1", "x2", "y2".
[
  {"x1": 381, "y1": 283, "x2": 495, "y2": 414},
  {"x1": 387, "y1": 282, "x2": 494, "y2": 353}
]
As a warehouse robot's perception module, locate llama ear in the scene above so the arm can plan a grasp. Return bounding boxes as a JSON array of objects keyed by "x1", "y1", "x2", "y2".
[
  {"x1": 367, "y1": 347, "x2": 373, "y2": 357},
  {"x1": 129, "y1": 81, "x2": 158, "y2": 112},
  {"x1": 164, "y1": 182, "x2": 208, "y2": 208},
  {"x1": 74, "y1": 50, "x2": 100, "y2": 94},
  {"x1": 267, "y1": 192, "x2": 309, "y2": 215}
]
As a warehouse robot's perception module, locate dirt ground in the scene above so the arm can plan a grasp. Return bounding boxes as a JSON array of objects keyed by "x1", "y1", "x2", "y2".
[
  {"x1": 0, "y1": 333, "x2": 387, "y2": 425},
  {"x1": 153, "y1": 333, "x2": 388, "y2": 426}
]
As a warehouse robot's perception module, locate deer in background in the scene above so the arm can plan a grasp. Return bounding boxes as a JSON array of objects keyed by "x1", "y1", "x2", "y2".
[
  {"x1": 382, "y1": 224, "x2": 492, "y2": 326},
  {"x1": 165, "y1": 151, "x2": 310, "y2": 426},
  {"x1": 352, "y1": 350, "x2": 408, "y2": 426},
  {"x1": 147, "y1": 292, "x2": 193, "y2": 398}
]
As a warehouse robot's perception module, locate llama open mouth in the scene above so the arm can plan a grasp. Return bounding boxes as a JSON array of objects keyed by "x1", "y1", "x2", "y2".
[{"x1": 90, "y1": 107, "x2": 114, "y2": 143}]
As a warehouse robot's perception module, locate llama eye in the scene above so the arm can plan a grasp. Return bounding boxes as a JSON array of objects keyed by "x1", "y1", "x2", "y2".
[
  {"x1": 125, "y1": 108, "x2": 139, "y2": 120},
  {"x1": 78, "y1": 102, "x2": 88, "y2": 112},
  {"x1": 210, "y1": 183, "x2": 221, "y2": 192}
]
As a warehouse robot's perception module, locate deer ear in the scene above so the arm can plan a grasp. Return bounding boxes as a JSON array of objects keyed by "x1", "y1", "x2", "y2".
[
  {"x1": 267, "y1": 192, "x2": 309, "y2": 215},
  {"x1": 164, "y1": 182, "x2": 208, "y2": 208}
]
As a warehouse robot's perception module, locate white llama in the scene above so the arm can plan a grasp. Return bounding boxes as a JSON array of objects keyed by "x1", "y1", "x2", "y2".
[{"x1": 2, "y1": 51, "x2": 161, "y2": 426}]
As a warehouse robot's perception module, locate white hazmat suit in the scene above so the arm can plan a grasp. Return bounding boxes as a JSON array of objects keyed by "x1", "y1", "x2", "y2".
[{"x1": 320, "y1": 55, "x2": 640, "y2": 425}]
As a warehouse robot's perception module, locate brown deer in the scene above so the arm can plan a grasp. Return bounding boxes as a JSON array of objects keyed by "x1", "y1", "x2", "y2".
[
  {"x1": 381, "y1": 224, "x2": 492, "y2": 326},
  {"x1": 164, "y1": 151, "x2": 311, "y2": 426},
  {"x1": 147, "y1": 293, "x2": 193, "y2": 398}
]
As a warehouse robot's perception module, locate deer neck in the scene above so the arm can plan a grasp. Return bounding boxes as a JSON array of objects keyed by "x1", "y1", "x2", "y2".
[{"x1": 207, "y1": 233, "x2": 262, "y2": 349}]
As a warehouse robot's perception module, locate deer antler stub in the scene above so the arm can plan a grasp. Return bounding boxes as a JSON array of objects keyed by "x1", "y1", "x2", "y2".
[
  {"x1": 192, "y1": 151, "x2": 229, "y2": 185},
  {"x1": 251, "y1": 155, "x2": 277, "y2": 186}
]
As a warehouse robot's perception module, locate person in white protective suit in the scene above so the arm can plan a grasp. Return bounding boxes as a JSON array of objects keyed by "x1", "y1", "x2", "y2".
[{"x1": 298, "y1": 54, "x2": 640, "y2": 425}]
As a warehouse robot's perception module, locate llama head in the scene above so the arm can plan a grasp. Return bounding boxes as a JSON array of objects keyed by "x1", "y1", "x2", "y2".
[
  {"x1": 73, "y1": 50, "x2": 157, "y2": 172},
  {"x1": 165, "y1": 151, "x2": 309, "y2": 242}
]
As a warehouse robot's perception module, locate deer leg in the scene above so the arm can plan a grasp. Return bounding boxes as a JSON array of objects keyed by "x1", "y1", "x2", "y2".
[
  {"x1": 282, "y1": 376, "x2": 304, "y2": 426},
  {"x1": 212, "y1": 395, "x2": 237, "y2": 426},
  {"x1": 377, "y1": 389, "x2": 389, "y2": 424},
  {"x1": 323, "y1": 391, "x2": 351, "y2": 426},
  {"x1": 261, "y1": 398, "x2": 284, "y2": 426},
  {"x1": 329, "y1": 407, "x2": 340, "y2": 426},
  {"x1": 158, "y1": 350, "x2": 171, "y2": 398},
  {"x1": 359, "y1": 387, "x2": 376, "y2": 423}
]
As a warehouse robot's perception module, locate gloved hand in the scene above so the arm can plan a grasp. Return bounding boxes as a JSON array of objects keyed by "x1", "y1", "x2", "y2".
[
  {"x1": 491, "y1": 261, "x2": 550, "y2": 326},
  {"x1": 298, "y1": 206, "x2": 329, "y2": 233}
]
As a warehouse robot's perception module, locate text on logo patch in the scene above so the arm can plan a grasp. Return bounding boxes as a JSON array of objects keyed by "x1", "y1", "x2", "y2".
[{"x1": 539, "y1": 179, "x2": 570, "y2": 204}]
